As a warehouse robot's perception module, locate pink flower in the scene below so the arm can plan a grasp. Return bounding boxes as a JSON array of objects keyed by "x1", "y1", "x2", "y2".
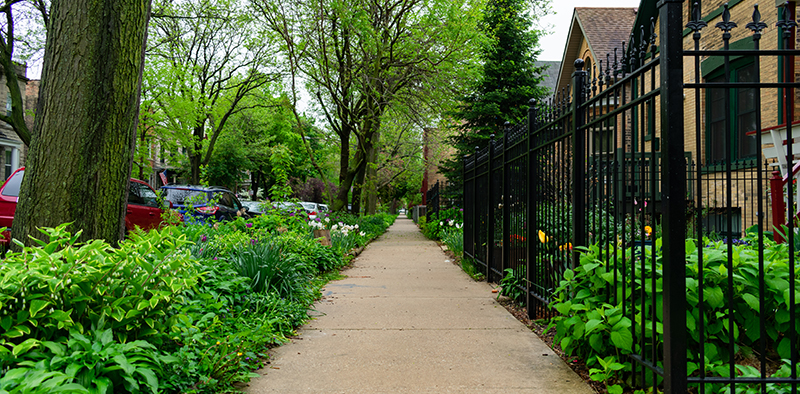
[{"x1": 246, "y1": 223, "x2": 253, "y2": 228}]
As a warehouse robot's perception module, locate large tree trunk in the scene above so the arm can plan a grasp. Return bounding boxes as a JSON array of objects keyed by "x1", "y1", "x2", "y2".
[
  {"x1": 332, "y1": 131, "x2": 351, "y2": 211},
  {"x1": 13, "y1": 0, "x2": 151, "y2": 247},
  {"x1": 189, "y1": 124, "x2": 204, "y2": 184},
  {"x1": 365, "y1": 130, "x2": 380, "y2": 215}
]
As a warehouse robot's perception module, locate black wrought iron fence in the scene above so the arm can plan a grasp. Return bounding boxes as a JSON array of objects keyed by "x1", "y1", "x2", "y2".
[
  {"x1": 462, "y1": 1, "x2": 800, "y2": 392},
  {"x1": 426, "y1": 181, "x2": 441, "y2": 221}
]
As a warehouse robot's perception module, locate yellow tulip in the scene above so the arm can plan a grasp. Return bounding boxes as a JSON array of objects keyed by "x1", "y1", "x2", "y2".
[{"x1": 538, "y1": 230, "x2": 548, "y2": 243}]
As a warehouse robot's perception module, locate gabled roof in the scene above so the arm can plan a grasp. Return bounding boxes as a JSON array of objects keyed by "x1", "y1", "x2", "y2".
[
  {"x1": 555, "y1": 8, "x2": 638, "y2": 96},
  {"x1": 534, "y1": 61, "x2": 561, "y2": 94}
]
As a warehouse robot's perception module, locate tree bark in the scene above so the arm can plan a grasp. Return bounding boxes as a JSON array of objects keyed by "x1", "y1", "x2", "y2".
[
  {"x1": 365, "y1": 130, "x2": 380, "y2": 215},
  {"x1": 13, "y1": 0, "x2": 151, "y2": 246}
]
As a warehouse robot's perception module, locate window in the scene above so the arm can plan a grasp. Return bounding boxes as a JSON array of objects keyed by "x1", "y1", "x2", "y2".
[
  {"x1": 128, "y1": 183, "x2": 145, "y2": 205},
  {"x1": 591, "y1": 117, "x2": 614, "y2": 156},
  {"x1": 706, "y1": 62, "x2": 758, "y2": 164},
  {"x1": 1, "y1": 169, "x2": 23, "y2": 196},
  {"x1": 4, "y1": 150, "x2": 11, "y2": 180}
]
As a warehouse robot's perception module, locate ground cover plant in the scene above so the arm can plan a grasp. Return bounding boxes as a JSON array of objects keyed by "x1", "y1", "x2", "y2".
[
  {"x1": 0, "y1": 210, "x2": 396, "y2": 393},
  {"x1": 547, "y1": 230, "x2": 800, "y2": 394}
]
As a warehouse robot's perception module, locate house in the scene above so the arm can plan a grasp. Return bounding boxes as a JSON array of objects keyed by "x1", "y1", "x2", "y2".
[
  {"x1": 550, "y1": 1, "x2": 799, "y2": 238},
  {"x1": 0, "y1": 63, "x2": 30, "y2": 181}
]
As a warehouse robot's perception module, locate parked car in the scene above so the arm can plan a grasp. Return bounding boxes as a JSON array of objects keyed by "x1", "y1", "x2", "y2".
[
  {"x1": 240, "y1": 200, "x2": 266, "y2": 216},
  {"x1": 161, "y1": 185, "x2": 249, "y2": 223},
  {"x1": 318, "y1": 204, "x2": 329, "y2": 212},
  {"x1": 0, "y1": 167, "x2": 175, "y2": 243},
  {"x1": 298, "y1": 202, "x2": 320, "y2": 220}
]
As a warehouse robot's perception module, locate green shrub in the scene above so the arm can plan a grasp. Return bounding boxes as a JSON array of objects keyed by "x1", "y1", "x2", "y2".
[
  {"x1": 1, "y1": 324, "x2": 174, "y2": 394},
  {"x1": 548, "y1": 235, "x2": 800, "y2": 393},
  {"x1": 499, "y1": 266, "x2": 526, "y2": 305},
  {"x1": 0, "y1": 225, "x2": 201, "y2": 357}
]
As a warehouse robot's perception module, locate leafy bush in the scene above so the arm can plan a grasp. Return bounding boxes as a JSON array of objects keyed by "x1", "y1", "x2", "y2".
[
  {"x1": 548, "y1": 236, "x2": 800, "y2": 393},
  {"x1": 0, "y1": 225, "x2": 200, "y2": 352},
  {"x1": 499, "y1": 266, "x2": 526, "y2": 305},
  {"x1": 1, "y1": 324, "x2": 174, "y2": 394}
]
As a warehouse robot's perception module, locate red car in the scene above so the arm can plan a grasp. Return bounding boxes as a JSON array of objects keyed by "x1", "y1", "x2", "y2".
[{"x1": 0, "y1": 167, "x2": 174, "y2": 244}]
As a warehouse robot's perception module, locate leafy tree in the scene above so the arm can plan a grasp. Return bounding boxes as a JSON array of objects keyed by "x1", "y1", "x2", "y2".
[
  {"x1": 441, "y1": 0, "x2": 551, "y2": 200},
  {"x1": 254, "y1": 0, "x2": 483, "y2": 214},
  {"x1": 0, "y1": 0, "x2": 48, "y2": 146},
  {"x1": 13, "y1": 0, "x2": 150, "y2": 245},
  {"x1": 144, "y1": 0, "x2": 278, "y2": 184}
]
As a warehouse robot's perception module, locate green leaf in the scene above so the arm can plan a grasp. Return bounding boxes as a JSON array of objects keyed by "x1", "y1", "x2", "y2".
[
  {"x1": 136, "y1": 300, "x2": 150, "y2": 311},
  {"x1": 778, "y1": 337, "x2": 791, "y2": 359},
  {"x1": 610, "y1": 329, "x2": 633, "y2": 352},
  {"x1": 93, "y1": 377, "x2": 111, "y2": 394},
  {"x1": 135, "y1": 367, "x2": 159, "y2": 393},
  {"x1": 589, "y1": 333, "x2": 604, "y2": 352},
  {"x1": 1, "y1": 316, "x2": 12, "y2": 331},
  {"x1": 113, "y1": 354, "x2": 135, "y2": 375},
  {"x1": 741, "y1": 293, "x2": 760, "y2": 312},
  {"x1": 563, "y1": 269, "x2": 574, "y2": 280},
  {"x1": 608, "y1": 385, "x2": 623, "y2": 394},
  {"x1": 584, "y1": 319, "x2": 604, "y2": 334},
  {"x1": 51, "y1": 383, "x2": 91, "y2": 393},
  {"x1": 99, "y1": 329, "x2": 113, "y2": 347},
  {"x1": 555, "y1": 301, "x2": 572, "y2": 316},
  {"x1": 705, "y1": 286, "x2": 724, "y2": 309},
  {"x1": 560, "y1": 336, "x2": 572, "y2": 352},
  {"x1": 12, "y1": 338, "x2": 40, "y2": 356},
  {"x1": 29, "y1": 299, "x2": 49, "y2": 317}
]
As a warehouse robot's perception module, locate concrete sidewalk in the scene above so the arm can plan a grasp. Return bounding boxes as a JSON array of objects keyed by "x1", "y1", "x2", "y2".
[{"x1": 246, "y1": 217, "x2": 595, "y2": 394}]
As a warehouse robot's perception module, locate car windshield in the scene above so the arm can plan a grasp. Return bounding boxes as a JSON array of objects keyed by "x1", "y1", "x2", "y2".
[{"x1": 162, "y1": 188, "x2": 208, "y2": 206}]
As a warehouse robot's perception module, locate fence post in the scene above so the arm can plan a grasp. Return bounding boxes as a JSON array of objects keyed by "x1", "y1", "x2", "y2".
[
  {"x1": 571, "y1": 59, "x2": 587, "y2": 268},
  {"x1": 502, "y1": 122, "x2": 511, "y2": 279},
  {"x1": 486, "y1": 134, "x2": 495, "y2": 281},
  {"x1": 659, "y1": 0, "x2": 687, "y2": 392},
  {"x1": 473, "y1": 147, "x2": 479, "y2": 266},
  {"x1": 770, "y1": 170, "x2": 786, "y2": 243},
  {"x1": 526, "y1": 99, "x2": 537, "y2": 319}
]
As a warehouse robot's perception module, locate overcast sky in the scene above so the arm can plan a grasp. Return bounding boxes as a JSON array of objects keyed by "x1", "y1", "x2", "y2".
[{"x1": 536, "y1": 0, "x2": 643, "y2": 62}]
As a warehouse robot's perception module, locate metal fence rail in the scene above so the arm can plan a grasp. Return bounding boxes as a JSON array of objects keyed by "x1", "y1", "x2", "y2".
[{"x1": 462, "y1": 1, "x2": 800, "y2": 392}]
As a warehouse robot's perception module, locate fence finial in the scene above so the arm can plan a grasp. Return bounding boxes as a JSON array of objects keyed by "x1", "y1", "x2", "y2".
[
  {"x1": 686, "y1": 2, "x2": 707, "y2": 35},
  {"x1": 746, "y1": 4, "x2": 767, "y2": 37},
  {"x1": 574, "y1": 58, "x2": 585, "y2": 71},
  {"x1": 715, "y1": 3, "x2": 738, "y2": 38}
]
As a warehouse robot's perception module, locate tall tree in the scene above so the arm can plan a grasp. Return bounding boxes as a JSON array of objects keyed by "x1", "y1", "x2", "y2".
[
  {"x1": 441, "y1": 0, "x2": 550, "y2": 200},
  {"x1": 145, "y1": 0, "x2": 278, "y2": 184},
  {"x1": 254, "y1": 0, "x2": 483, "y2": 214},
  {"x1": 13, "y1": 0, "x2": 151, "y2": 245}
]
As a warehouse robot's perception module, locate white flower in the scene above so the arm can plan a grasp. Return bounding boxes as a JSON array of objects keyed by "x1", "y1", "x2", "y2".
[
  {"x1": 354, "y1": 224, "x2": 359, "y2": 229},
  {"x1": 439, "y1": 221, "x2": 443, "y2": 226},
  {"x1": 360, "y1": 231, "x2": 366, "y2": 236},
  {"x1": 325, "y1": 218, "x2": 330, "y2": 223}
]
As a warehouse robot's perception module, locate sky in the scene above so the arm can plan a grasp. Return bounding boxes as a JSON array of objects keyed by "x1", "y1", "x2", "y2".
[{"x1": 536, "y1": 0, "x2": 643, "y2": 62}]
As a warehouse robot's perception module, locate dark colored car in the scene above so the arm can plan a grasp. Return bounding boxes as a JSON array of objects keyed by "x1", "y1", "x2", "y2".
[
  {"x1": 0, "y1": 167, "x2": 173, "y2": 243},
  {"x1": 160, "y1": 185, "x2": 249, "y2": 223}
]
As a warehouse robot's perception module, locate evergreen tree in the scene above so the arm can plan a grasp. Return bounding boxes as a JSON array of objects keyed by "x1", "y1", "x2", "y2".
[{"x1": 441, "y1": 0, "x2": 550, "y2": 202}]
